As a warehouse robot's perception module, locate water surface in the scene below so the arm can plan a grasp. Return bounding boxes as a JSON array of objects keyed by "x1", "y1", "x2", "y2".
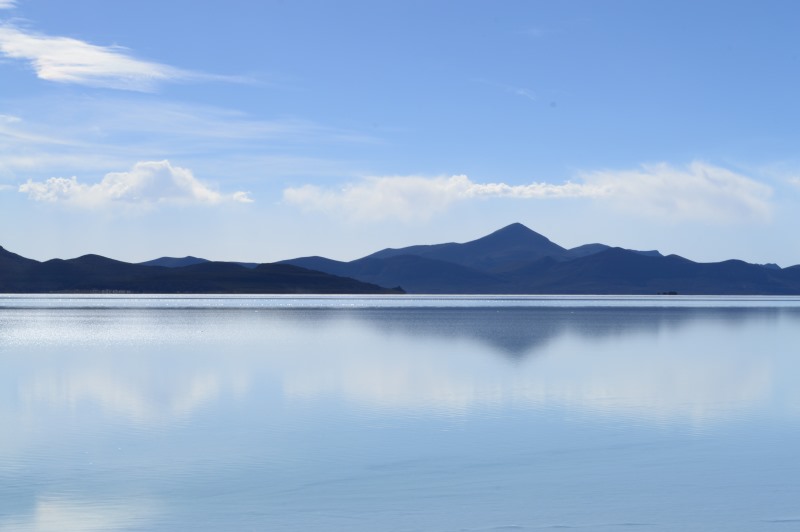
[{"x1": 1, "y1": 296, "x2": 799, "y2": 531}]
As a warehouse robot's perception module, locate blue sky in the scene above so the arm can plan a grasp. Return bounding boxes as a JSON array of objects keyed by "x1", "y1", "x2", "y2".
[{"x1": 1, "y1": 0, "x2": 799, "y2": 265}]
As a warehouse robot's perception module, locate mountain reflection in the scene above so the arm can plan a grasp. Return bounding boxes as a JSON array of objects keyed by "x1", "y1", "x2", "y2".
[
  {"x1": 276, "y1": 306, "x2": 800, "y2": 421},
  {"x1": 274, "y1": 305, "x2": 800, "y2": 359},
  {"x1": 1, "y1": 304, "x2": 799, "y2": 435}
]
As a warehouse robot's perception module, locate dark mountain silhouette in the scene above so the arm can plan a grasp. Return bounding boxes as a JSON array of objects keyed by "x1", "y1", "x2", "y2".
[
  {"x1": 281, "y1": 223, "x2": 800, "y2": 295},
  {"x1": 139, "y1": 256, "x2": 209, "y2": 268},
  {"x1": 366, "y1": 222, "x2": 569, "y2": 272},
  {"x1": 565, "y1": 243, "x2": 662, "y2": 260},
  {"x1": 0, "y1": 250, "x2": 402, "y2": 294},
  {"x1": 504, "y1": 248, "x2": 795, "y2": 294},
  {"x1": 6, "y1": 223, "x2": 800, "y2": 294},
  {"x1": 140, "y1": 256, "x2": 260, "y2": 269},
  {"x1": 565, "y1": 243, "x2": 610, "y2": 259},
  {"x1": 285, "y1": 254, "x2": 515, "y2": 294},
  {"x1": 0, "y1": 246, "x2": 40, "y2": 273}
]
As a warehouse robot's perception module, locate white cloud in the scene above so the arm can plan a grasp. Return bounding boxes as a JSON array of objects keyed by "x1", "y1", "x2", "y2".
[
  {"x1": 283, "y1": 174, "x2": 603, "y2": 221},
  {"x1": 0, "y1": 24, "x2": 229, "y2": 91},
  {"x1": 580, "y1": 161, "x2": 773, "y2": 223},
  {"x1": 19, "y1": 160, "x2": 253, "y2": 208},
  {"x1": 231, "y1": 190, "x2": 254, "y2": 203},
  {"x1": 284, "y1": 162, "x2": 772, "y2": 223},
  {"x1": 0, "y1": 0, "x2": 16, "y2": 9}
]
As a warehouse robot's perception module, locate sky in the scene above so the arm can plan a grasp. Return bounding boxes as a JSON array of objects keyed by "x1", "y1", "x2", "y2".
[{"x1": 1, "y1": 0, "x2": 800, "y2": 266}]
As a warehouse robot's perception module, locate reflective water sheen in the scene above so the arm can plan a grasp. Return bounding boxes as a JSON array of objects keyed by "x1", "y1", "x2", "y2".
[{"x1": 1, "y1": 296, "x2": 799, "y2": 531}]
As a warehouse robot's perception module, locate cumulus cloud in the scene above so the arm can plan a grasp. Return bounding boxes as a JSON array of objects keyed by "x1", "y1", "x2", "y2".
[
  {"x1": 580, "y1": 161, "x2": 773, "y2": 223},
  {"x1": 284, "y1": 162, "x2": 772, "y2": 223},
  {"x1": 0, "y1": 24, "x2": 231, "y2": 91},
  {"x1": 19, "y1": 160, "x2": 253, "y2": 208},
  {"x1": 283, "y1": 174, "x2": 603, "y2": 221}
]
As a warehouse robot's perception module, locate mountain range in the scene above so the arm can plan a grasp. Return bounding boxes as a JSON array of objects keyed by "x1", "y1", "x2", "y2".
[
  {"x1": 280, "y1": 223, "x2": 800, "y2": 294},
  {"x1": 0, "y1": 247, "x2": 401, "y2": 294},
  {"x1": 2, "y1": 223, "x2": 799, "y2": 294}
]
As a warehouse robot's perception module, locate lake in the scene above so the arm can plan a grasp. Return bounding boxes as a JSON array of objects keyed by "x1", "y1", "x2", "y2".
[{"x1": 1, "y1": 296, "x2": 799, "y2": 531}]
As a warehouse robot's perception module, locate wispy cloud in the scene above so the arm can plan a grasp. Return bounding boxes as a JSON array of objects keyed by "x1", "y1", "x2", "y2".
[
  {"x1": 76, "y1": 99, "x2": 369, "y2": 144},
  {"x1": 477, "y1": 79, "x2": 537, "y2": 101},
  {"x1": 0, "y1": 97, "x2": 372, "y2": 183},
  {"x1": 502, "y1": 84, "x2": 536, "y2": 101},
  {"x1": 0, "y1": 24, "x2": 235, "y2": 91},
  {"x1": 19, "y1": 160, "x2": 253, "y2": 209},
  {"x1": 284, "y1": 162, "x2": 772, "y2": 223},
  {"x1": 0, "y1": 112, "x2": 80, "y2": 149},
  {"x1": 788, "y1": 177, "x2": 800, "y2": 188},
  {"x1": 0, "y1": 0, "x2": 16, "y2": 9}
]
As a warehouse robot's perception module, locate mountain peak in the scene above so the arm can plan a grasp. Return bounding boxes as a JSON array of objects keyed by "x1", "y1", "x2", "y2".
[
  {"x1": 359, "y1": 222, "x2": 566, "y2": 270},
  {"x1": 495, "y1": 222, "x2": 532, "y2": 233},
  {"x1": 488, "y1": 223, "x2": 547, "y2": 239},
  {"x1": 475, "y1": 223, "x2": 559, "y2": 249}
]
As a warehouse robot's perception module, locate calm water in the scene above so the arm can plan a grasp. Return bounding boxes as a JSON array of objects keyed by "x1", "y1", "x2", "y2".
[{"x1": 1, "y1": 296, "x2": 799, "y2": 531}]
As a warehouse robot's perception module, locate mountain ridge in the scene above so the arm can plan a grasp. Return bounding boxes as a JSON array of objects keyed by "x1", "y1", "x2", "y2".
[
  {"x1": 4, "y1": 223, "x2": 800, "y2": 294},
  {"x1": 280, "y1": 223, "x2": 800, "y2": 294},
  {"x1": 0, "y1": 251, "x2": 402, "y2": 294}
]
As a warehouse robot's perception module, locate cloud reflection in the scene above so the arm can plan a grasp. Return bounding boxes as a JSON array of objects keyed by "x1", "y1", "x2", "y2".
[
  {"x1": 22, "y1": 369, "x2": 244, "y2": 424},
  {"x1": 278, "y1": 307, "x2": 799, "y2": 423},
  {"x1": 2, "y1": 306, "x2": 799, "y2": 430},
  {"x1": 0, "y1": 496, "x2": 158, "y2": 532},
  {"x1": 1, "y1": 304, "x2": 799, "y2": 531}
]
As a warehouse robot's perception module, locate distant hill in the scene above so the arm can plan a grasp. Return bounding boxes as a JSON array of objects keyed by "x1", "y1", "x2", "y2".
[
  {"x1": 139, "y1": 256, "x2": 209, "y2": 268},
  {"x1": 504, "y1": 248, "x2": 795, "y2": 295},
  {"x1": 286, "y1": 254, "x2": 515, "y2": 294},
  {"x1": 0, "y1": 248, "x2": 402, "y2": 294},
  {"x1": 280, "y1": 223, "x2": 800, "y2": 295},
  {"x1": 140, "y1": 256, "x2": 260, "y2": 269}
]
